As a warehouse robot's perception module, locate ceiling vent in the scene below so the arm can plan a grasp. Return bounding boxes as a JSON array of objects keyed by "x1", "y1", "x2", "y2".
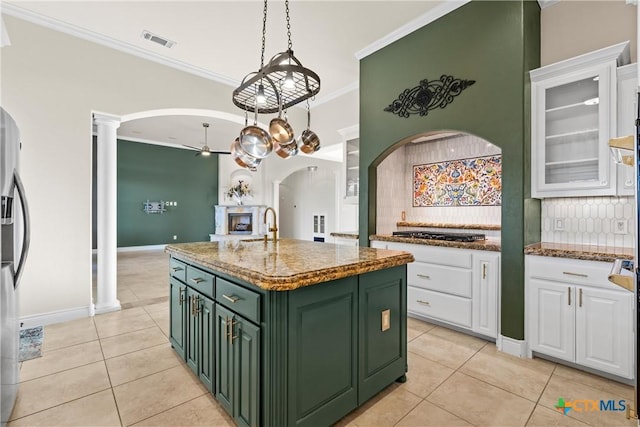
[{"x1": 141, "y1": 30, "x2": 176, "y2": 48}]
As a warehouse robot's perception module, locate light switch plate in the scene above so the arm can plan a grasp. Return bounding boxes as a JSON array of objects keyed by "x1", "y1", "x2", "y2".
[{"x1": 554, "y1": 218, "x2": 565, "y2": 231}]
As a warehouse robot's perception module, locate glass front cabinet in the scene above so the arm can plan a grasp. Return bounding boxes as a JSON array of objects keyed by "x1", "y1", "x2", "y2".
[
  {"x1": 339, "y1": 125, "x2": 359, "y2": 204},
  {"x1": 530, "y1": 42, "x2": 630, "y2": 198}
]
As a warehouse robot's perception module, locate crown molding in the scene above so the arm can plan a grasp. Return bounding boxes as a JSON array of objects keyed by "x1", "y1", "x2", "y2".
[
  {"x1": 355, "y1": 0, "x2": 471, "y2": 60},
  {"x1": 311, "y1": 81, "x2": 359, "y2": 108},
  {"x1": 1, "y1": 2, "x2": 239, "y2": 87}
]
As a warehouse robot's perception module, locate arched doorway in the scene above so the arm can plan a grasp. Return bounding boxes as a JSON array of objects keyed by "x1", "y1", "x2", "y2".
[{"x1": 92, "y1": 108, "x2": 247, "y2": 314}]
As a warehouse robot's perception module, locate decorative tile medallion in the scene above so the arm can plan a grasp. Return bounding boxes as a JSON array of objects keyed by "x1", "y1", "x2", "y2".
[{"x1": 413, "y1": 155, "x2": 502, "y2": 207}]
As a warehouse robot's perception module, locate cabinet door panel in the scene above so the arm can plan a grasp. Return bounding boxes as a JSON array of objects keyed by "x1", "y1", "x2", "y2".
[
  {"x1": 288, "y1": 276, "x2": 358, "y2": 427},
  {"x1": 234, "y1": 319, "x2": 260, "y2": 427},
  {"x1": 576, "y1": 287, "x2": 633, "y2": 378},
  {"x1": 198, "y1": 296, "x2": 215, "y2": 392},
  {"x1": 472, "y1": 253, "x2": 499, "y2": 338},
  {"x1": 528, "y1": 279, "x2": 574, "y2": 361},
  {"x1": 169, "y1": 279, "x2": 186, "y2": 360},
  {"x1": 215, "y1": 304, "x2": 234, "y2": 416}
]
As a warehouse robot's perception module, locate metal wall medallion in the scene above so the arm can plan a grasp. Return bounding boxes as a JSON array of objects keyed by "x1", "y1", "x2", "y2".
[{"x1": 384, "y1": 75, "x2": 475, "y2": 118}]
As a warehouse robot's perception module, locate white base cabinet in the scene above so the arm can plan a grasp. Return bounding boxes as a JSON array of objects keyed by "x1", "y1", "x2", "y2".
[
  {"x1": 371, "y1": 240, "x2": 500, "y2": 339},
  {"x1": 526, "y1": 255, "x2": 633, "y2": 379}
]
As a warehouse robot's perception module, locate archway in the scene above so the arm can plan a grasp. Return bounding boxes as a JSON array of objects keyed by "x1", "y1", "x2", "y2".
[{"x1": 92, "y1": 108, "x2": 248, "y2": 314}]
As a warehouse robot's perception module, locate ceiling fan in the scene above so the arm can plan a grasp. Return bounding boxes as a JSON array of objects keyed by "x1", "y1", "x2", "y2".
[{"x1": 183, "y1": 122, "x2": 231, "y2": 156}]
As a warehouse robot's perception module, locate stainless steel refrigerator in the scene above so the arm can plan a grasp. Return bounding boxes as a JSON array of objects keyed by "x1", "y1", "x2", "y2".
[{"x1": 0, "y1": 107, "x2": 30, "y2": 426}]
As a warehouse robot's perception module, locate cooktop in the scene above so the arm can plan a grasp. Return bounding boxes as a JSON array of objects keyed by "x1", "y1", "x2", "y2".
[{"x1": 392, "y1": 230, "x2": 486, "y2": 242}]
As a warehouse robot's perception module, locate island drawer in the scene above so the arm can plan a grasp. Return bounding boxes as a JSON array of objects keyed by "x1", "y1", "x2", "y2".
[
  {"x1": 170, "y1": 258, "x2": 187, "y2": 282},
  {"x1": 408, "y1": 262, "x2": 472, "y2": 297},
  {"x1": 186, "y1": 266, "x2": 215, "y2": 298},
  {"x1": 216, "y1": 279, "x2": 261, "y2": 323}
]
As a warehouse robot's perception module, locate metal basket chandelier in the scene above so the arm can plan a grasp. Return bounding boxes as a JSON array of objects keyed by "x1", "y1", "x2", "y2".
[{"x1": 232, "y1": 0, "x2": 320, "y2": 114}]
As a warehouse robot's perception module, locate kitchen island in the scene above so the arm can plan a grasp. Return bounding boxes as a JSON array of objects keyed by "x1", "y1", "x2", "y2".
[{"x1": 165, "y1": 239, "x2": 414, "y2": 427}]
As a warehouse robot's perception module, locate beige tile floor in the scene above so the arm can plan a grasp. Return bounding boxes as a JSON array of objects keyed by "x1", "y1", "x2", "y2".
[{"x1": 8, "y1": 249, "x2": 637, "y2": 427}]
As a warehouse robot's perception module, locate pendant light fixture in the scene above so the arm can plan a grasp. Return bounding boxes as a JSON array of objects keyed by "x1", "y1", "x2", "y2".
[
  {"x1": 231, "y1": 0, "x2": 321, "y2": 170},
  {"x1": 232, "y1": 0, "x2": 320, "y2": 114}
]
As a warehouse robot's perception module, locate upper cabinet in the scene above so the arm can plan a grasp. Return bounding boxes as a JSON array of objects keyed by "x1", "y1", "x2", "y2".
[
  {"x1": 339, "y1": 125, "x2": 359, "y2": 204},
  {"x1": 530, "y1": 41, "x2": 630, "y2": 198},
  {"x1": 615, "y1": 63, "x2": 638, "y2": 196}
]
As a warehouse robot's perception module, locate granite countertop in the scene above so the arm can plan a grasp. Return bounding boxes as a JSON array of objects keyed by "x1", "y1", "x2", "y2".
[
  {"x1": 524, "y1": 242, "x2": 634, "y2": 263},
  {"x1": 369, "y1": 234, "x2": 501, "y2": 252},
  {"x1": 396, "y1": 221, "x2": 501, "y2": 231},
  {"x1": 329, "y1": 231, "x2": 359, "y2": 239},
  {"x1": 165, "y1": 238, "x2": 414, "y2": 291}
]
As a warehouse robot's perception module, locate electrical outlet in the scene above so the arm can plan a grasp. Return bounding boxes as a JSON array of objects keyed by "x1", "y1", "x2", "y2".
[
  {"x1": 553, "y1": 218, "x2": 565, "y2": 231},
  {"x1": 613, "y1": 220, "x2": 628, "y2": 235},
  {"x1": 173, "y1": 235, "x2": 177, "y2": 240}
]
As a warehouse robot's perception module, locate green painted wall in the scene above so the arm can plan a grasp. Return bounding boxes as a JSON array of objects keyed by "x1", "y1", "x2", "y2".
[
  {"x1": 359, "y1": 0, "x2": 540, "y2": 340},
  {"x1": 117, "y1": 140, "x2": 219, "y2": 247}
]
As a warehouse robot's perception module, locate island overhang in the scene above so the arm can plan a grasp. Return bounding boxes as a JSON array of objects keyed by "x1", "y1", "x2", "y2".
[{"x1": 165, "y1": 238, "x2": 414, "y2": 291}]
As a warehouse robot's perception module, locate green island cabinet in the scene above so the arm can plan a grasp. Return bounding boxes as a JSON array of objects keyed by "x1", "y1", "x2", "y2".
[{"x1": 167, "y1": 242, "x2": 410, "y2": 427}]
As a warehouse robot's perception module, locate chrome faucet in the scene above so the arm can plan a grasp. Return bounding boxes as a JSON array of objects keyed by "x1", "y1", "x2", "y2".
[{"x1": 263, "y1": 207, "x2": 278, "y2": 242}]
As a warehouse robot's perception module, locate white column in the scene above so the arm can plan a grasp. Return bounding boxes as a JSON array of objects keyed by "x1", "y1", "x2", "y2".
[{"x1": 93, "y1": 112, "x2": 121, "y2": 314}]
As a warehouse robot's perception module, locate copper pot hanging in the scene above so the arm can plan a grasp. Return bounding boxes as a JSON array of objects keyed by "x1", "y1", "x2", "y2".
[
  {"x1": 300, "y1": 102, "x2": 320, "y2": 154},
  {"x1": 269, "y1": 96, "x2": 295, "y2": 145}
]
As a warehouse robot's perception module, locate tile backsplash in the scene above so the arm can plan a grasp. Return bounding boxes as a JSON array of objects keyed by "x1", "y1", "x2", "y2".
[
  {"x1": 376, "y1": 133, "x2": 501, "y2": 235},
  {"x1": 541, "y1": 196, "x2": 635, "y2": 248}
]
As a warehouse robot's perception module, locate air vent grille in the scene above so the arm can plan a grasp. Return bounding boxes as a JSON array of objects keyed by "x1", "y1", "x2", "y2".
[{"x1": 141, "y1": 30, "x2": 175, "y2": 48}]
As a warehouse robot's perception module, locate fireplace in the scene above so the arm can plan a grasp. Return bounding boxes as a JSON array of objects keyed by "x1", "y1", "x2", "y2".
[
  {"x1": 212, "y1": 205, "x2": 267, "y2": 239},
  {"x1": 228, "y1": 212, "x2": 252, "y2": 234}
]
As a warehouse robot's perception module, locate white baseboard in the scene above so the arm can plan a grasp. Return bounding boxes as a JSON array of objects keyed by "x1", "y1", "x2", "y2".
[
  {"x1": 117, "y1": 244, "x2": 167, "y2": 252},
  {"x1": 20, "y1": 304, "x2": 94, "y2": 328},
  {"x1": 94, "y1": 300, "x2": 121, "y2": 315},
  {"x1": 497, "y1": 335, "x2": 528, "y2": 358}
]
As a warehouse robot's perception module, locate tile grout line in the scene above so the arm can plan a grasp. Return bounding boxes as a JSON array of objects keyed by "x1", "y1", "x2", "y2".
[{"x1": 93, "y1": 316, "x2": 125, "y2": 427}]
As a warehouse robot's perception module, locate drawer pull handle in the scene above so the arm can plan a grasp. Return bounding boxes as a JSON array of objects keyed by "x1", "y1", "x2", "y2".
[
  {"x1": 562, "y1": 271, "x2": 588, "y2": 278},
  {"x1": 194, "y1": 295, "x2": 201, "y2": 315},
  {"x1": 171, "y1": 266, "x2": 183, "y2": 272},
  {"x1": 179, "y1": 288, "x2": 185, "y2": 306},
  {"x1": 482, "y1": 264, "x2": 487, "y2": 280},
  {"x1": 568, "y1": 287, "x2": 571, "y2": 306},
  {"x1": 190, "y1": 277, "x2": 205, "y2": 284},
  {"x1": 417, "y1": 300, "x2": 430, "y2": 306},
  {"x1": 223, "y1": 294, "x2": 240, "y2": 303},
  {"x1": 227, "y1": 316, "x2": 238, "y2": 345},
  {"x1": 417, "y1": 274, "x2": 431, "y2": 280}
]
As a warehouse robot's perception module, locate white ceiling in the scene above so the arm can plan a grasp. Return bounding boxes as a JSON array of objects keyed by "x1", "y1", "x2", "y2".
[{"x1": 3, "y1": 0, "x2": 458, "y2": 160}]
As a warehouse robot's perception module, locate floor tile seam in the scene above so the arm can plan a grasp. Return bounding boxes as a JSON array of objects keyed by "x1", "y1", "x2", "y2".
[
  {"x1": 96, "y1": 325, "x2": 160, "y2": 341},
  {"x1": 38, "y1": 337, "x2": 102, "y2": 357},
  {"x1": 103, "y1": 341, "x2": 173, "y2": 362},
  {"x1": 125, "y1": 394, "x2": 209, "y2": 426},
  {"x1": 444, "y1": 370, "x2": 541, "y2": 418},
  {"x1": 422, "y1": 392, "x2": 480, "y2": 426},
  {"x1": 8, "y1": 389, "x2": 117, "y2": 424},
  {"x1": 109, "y1": 363, "x2": 189, "y2": 390},
  {"x1": 406, "y1": 348, "x2": 460, "y2": 371},
  {"x1": 550, "y1": 370, "x2": 634, "y2": 400},
  {"x1": 387, "y1": 392, "x2": 424, "y2": 427},
  {"x1": 19, "y1": 355, "x2": 107, "y2": 383}
]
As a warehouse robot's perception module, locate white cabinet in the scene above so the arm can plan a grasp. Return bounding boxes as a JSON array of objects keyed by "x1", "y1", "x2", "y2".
[
  {"x1": 526, "y1": 255, "x2": 633, "y2": 379},
  {"x1": 530, "y1": 42, "x2": 630, "y2": 198},
  {"x1": 339, "y1": 125, "x2": 359, "y2": 204},
  {"x1": 472, "y1": 252, "x2": 500, "y2": 338},
  {"x1": 615, "y1": 63, "x2": 637, "y2": 196},
  {"x1": 371, "y1": 240, "x2": 500, "y2": 339}
]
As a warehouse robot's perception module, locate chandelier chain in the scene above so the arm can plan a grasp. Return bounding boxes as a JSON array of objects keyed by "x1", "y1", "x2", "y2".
[
  {"x1": 285, "y1": 0, "x2": 292, "y2": 50},
  {"x1": 260, "y1": 0, "x2": 268, "y2": 69}
]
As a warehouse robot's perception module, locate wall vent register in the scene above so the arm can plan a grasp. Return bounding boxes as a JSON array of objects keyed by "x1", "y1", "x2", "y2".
[{"x1": 392, "y1": 230, "x2": 486, "y2": 242}]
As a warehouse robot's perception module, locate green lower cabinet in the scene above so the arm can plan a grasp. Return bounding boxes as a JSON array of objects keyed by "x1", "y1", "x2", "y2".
[
  {"x1": 216, "y1": 303, "x2": 260, "y2": 427},
  {"x1": 186, "y1": 288, "x2": 215, "y2": 392},
  {"x1": 358, "y1": 266, "x2": 407, "y2": 404},
  {"x1": 169, "y1": 278, "x2": 187, "y2": 360},
  {"x1": 286, "y1": 276, "x2": 358, "y2": 427}
]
